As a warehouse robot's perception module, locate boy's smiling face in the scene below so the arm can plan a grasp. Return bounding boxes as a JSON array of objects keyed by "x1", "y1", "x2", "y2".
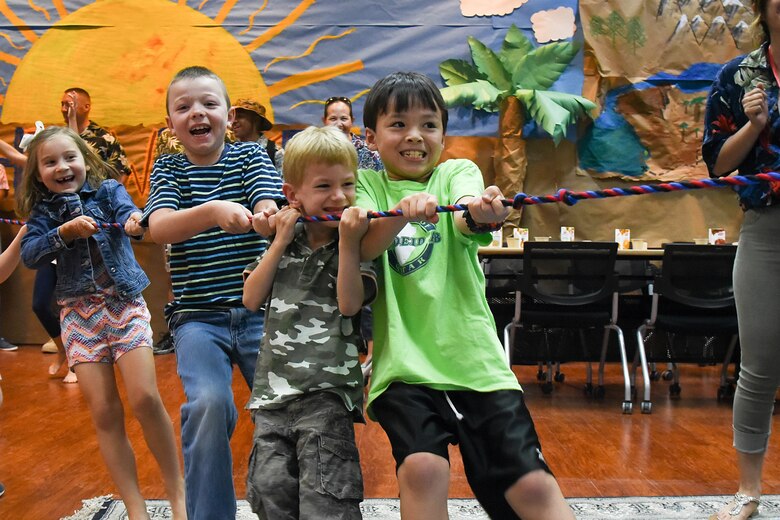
[
  {"x1": 366, "y1": 101, "x2": 445, "y2": 183},
  {"x1": 166, "y1": 76, "x2": 233, "y2": 165},
  {"x1": 283, "y1": 162, "x2": 356, "y2": 229}
]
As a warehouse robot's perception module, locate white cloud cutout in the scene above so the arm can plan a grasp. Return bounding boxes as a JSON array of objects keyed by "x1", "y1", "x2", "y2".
[
  {"x1": 531, "y1": 7, "x2": 576, "y2": 43},
  {"x1": 460, "y1": 0, "x2": 529, "y2": 17}
]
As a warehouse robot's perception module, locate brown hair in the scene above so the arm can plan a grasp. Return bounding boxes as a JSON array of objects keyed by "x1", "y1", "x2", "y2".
[
  {"x1": 16, "y1": 126, "x2": 111, "y2": 217},
  {"x1": 165, "y1": 66, "x2": 230, "y2": 115},
  {"x1": 752, "y1": 0, "x2": 770, "y2": 47}
]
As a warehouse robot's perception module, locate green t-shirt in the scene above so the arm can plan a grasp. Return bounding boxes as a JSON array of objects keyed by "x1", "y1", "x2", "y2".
[{"x1": 356, "y1": 159, "x2": 521, "y2": 413}]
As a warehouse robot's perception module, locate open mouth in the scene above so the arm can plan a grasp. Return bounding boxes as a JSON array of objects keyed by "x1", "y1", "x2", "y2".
[
  {"x1": 402, "y1": 150, "x2": 426, "y2": 159},
  {"x1": 56, "y1": 175, "x2": 75, "y2": 184},
  {"x1": 190, "y1": 125, "x2": 211, "y2": 136}
]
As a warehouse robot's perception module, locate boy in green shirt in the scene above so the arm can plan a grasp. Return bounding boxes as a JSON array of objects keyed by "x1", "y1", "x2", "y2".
[{"x1": 355, "y1": 71, "x2": 575, "y2": 520}]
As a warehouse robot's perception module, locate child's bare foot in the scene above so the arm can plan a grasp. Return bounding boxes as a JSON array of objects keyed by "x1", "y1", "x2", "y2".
[
  {"x1": 62, "y1": 369, "x2": 78, "y2": 384},
  {"x1": 48, "y1": 350, "x2": 77, "y2": 383}
]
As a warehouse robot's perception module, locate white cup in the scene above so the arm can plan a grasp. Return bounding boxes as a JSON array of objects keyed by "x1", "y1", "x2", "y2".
[
  {"x1": 534, "y1": 236, "x2": 551, "y2": 242},
  {"x1": 631, "y1": 239, "x2": 647, "y2": 251}
]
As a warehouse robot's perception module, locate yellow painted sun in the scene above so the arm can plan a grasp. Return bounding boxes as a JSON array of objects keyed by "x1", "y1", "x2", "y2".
[
  {"x1": 0, "y1": 0, "x2": 365, "y2": 126},
  {"x1": 2, "y1": 0, "x2": 270, "y2": 126}
]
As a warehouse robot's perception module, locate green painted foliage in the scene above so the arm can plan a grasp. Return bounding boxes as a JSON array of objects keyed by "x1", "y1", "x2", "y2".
[
  {"x1": 440, "y1": 80, "x2": 502, "y2": 112},
  {"x1": 512, "y1": 41, "x2": 580, "y2": 90},
  {"x1": 499, "y1": 25, "x2": 535, "y2": 72},
  {"x1": 517, "y1": 90, "x2": 597, "y2": 144},
  {"x1": 467, "y1": 36, "x2": 511, "y2": 91},
  {"x1": 438, "y1": 23, "x2": 594, "y2": 143},
  {"x1": 439, "y1": 58, "x2": 485, "y2": 86}
]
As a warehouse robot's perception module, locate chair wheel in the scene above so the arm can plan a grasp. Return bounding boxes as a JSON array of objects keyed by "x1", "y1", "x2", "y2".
[
  {"x1": 594, "y1": 385, "x2": 606, "y2": 400},
  {"x1": 622, "y1": 401, "x2": 633, "y2": 414},
  {"x1": 650, "y1": 370, "x2": 661, "y2": 381},
  {"x1": 662, "y1": 370, "x2": 674, "y2": 381},
  {"x1": 583, "y1": 383, "x2": 593, "y2": 396},
  {"x1": 640, "y1": 401, "x2": 652, "y2": 414},
  {"x1": 536, "y1": 370, "x2": 546, "y2": 381},
  {"x1": 669, "y1": 383, "x2": 681, "y2": 398},
  {"x1": 540, "y1": 382, "x2": 553, "y2": 394},
  {"x1": 554, "y1": 372, "x2": 565, "y2": 383}
]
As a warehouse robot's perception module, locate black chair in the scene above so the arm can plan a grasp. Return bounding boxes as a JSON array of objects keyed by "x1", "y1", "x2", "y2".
[
  {"x1": 636, "y1": 244, "x2": 738, "y2": 400},
  {"x1": 507, "y1": 241, "x2": 650, "y2": 414}
]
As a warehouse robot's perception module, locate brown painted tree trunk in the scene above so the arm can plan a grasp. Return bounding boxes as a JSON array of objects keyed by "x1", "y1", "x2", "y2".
[{"x1": 493, "y1": 96, "x2": 527, "y2": 227}]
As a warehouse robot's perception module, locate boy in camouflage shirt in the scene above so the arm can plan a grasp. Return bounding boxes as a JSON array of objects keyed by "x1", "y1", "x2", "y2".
[{"x1": 243, "y1": 126, "x2": 375, "y2": 519}]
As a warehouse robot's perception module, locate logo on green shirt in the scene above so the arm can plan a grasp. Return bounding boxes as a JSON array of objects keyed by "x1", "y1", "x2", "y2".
[{"x1": 388, "y1": 222, "x2": 441, "y2": 276}]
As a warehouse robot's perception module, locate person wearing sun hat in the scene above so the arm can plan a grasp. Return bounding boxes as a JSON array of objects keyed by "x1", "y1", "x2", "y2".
[{"x1": 232, "y1": 98, "x2": 284, "y2": 173}]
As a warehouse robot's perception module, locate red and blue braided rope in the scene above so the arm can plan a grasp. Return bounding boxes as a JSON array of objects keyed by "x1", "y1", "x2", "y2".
[{"x1": 2, "y1": 172, "x2": 778, "y2": 226}]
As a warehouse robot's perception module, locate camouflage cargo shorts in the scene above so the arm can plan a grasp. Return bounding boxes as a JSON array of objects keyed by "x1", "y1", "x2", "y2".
[{"x1": 246, "y1": 392, "x2": 363, "y2": 519}]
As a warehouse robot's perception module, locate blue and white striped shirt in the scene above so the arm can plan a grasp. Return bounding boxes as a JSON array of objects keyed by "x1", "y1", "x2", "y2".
[{"x1": 143, "y1": 141, "x2": 283, "y2": 312}]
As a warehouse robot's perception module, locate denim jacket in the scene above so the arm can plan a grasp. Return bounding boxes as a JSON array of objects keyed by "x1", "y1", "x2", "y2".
[{"x1": 21, "y1": 179, "x2": 150, "y2": 299}]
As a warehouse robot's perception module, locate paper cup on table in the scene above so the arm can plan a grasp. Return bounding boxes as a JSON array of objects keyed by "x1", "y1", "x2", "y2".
[
  {"x1": 506, "y1": 237, "x2": 522, "y2": 248},
  {"x1": 560, "y1": 226, "x2": 575, "y2": 242},
  {"x1": 513, "y1": 227, "x2": 529, "y2": 246},
  {"x1": 615, "y1": 229, "x2": 630, "y2": 250},
  {"x1": 630, "y1": 239, "x2": 647, "y2": 251},
  {"x1": 708, "y1": 228, "x2": 726, "y2": 245}
]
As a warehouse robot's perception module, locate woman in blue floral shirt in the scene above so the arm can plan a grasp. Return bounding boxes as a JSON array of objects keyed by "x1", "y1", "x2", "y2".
[
  {"x1": 323, "y1": 96, "x2": 384, "y2": 171},
  {"x1": 702, "y1": 1, "x2": 780, "y2": 518}
]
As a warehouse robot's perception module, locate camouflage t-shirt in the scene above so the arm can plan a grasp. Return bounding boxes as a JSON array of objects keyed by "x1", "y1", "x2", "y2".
[
  {"x1": 245, "y1": 223, "x2": 376, "y2": 420},
  {"x1": 82, "y1": 121, "x2": 133, "y2": 177}
]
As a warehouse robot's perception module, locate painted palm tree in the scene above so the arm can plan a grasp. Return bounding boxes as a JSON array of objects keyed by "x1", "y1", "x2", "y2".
[{"x1": 439, "y1": 24, "x2": 595, "y2": 217}]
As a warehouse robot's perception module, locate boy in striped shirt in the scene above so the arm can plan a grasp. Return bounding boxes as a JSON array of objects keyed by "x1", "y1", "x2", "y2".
[{"x1": 142, "y1": 66, "x2": 282, "y2": 520}]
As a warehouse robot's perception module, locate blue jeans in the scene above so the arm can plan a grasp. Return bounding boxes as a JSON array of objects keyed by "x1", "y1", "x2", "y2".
[{"x1": 170, "y1": 307, "x2": 263, "y2": 520}]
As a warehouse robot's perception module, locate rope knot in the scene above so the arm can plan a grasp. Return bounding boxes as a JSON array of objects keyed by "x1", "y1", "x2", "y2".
[
  {"x1": 557, "y1": 189, "x2": 578, "y2": 206},
  {"x1": 512, "y1": 193, "x2": 528, "y2": 209}
]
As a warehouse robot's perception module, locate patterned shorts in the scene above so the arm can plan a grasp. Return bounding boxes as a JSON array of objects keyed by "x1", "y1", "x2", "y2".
[{"x1": 59, "y1": 293, "x2": 153, "y2": 367}]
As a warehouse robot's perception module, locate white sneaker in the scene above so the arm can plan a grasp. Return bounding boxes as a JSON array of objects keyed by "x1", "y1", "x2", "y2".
[{"x1": 41, "y1": 338, "x2": 58, "y2": 353}]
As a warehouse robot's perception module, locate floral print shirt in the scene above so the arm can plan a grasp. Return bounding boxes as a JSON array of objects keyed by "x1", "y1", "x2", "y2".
[
  {"x1": 82, "y1": 121, "x2": 133, "y2": 178},
  {"x1": 351, "y1": 133, "x2": 383, "y2": 171},
  {"x1": 703, "y1": 43, "x2": 780, "y2": 210}
]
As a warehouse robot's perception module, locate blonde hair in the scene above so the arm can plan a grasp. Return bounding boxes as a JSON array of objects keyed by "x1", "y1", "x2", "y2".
[
  {"x1": 16, "y1": 126, "x2": 112, "y2": 217},
  {"x1": 283, "y1": 126, "x2": 358, "y2": 187}
]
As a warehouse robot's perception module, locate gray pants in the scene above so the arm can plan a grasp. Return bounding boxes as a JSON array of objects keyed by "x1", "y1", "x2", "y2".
[
  {"x1": 246, "y1": 392, "x2": 363, "y2": 520},
  {"x1": 733, "y1": 205, "x2": 780, "y2": 453}
]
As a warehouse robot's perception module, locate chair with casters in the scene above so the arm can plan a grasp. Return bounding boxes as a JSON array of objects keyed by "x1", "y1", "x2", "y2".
[
  {"x1": 636, "y1": 243, "x2": 738, "y2": 401},
  {"x1": 508, "y1": 241, "x2": 651, "y2": 414}
]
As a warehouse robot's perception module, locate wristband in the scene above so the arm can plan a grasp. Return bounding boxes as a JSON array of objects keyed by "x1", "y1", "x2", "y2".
[{"x1": 463, "y1": 210, "x2": 503, "y2": 233}]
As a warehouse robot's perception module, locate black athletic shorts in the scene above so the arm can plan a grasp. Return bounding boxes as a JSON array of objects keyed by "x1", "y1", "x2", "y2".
[{"x1": 371, "y1": 382, "x2": 552, "y2": 519}]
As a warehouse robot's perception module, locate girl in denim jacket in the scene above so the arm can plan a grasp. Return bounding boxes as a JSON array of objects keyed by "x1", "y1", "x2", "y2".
[{"x1": 17, "y1": 126, "x2": 186, "y2": 520}]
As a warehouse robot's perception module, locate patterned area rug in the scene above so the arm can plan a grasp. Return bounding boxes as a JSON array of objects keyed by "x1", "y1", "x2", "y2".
[{"x1": 63, "y1": 494, "x2": 780, "y2": 519}]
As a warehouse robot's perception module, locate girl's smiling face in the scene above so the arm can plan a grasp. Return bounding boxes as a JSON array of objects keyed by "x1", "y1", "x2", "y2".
[{"x1": 36, "y1": 134, "x2": 87, "y2": 194}]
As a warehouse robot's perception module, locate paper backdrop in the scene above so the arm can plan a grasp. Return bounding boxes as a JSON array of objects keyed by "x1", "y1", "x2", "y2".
[
  {"x1": 578, "y1": 0, "x2": 754, "y2": 181},
  {"x1": 0, "y1": 0, "x2": 583, "y2": 205}
]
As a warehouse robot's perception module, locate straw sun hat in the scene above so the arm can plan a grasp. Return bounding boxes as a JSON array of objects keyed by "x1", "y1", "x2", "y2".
[{"x1": 233, "y1": 99, "x2": 273, "y2": 131}]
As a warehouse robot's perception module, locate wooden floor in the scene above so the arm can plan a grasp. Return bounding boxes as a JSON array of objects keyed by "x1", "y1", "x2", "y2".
[{"x1": 0, "y1": 346, "x2": 778, "y2": 520}]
